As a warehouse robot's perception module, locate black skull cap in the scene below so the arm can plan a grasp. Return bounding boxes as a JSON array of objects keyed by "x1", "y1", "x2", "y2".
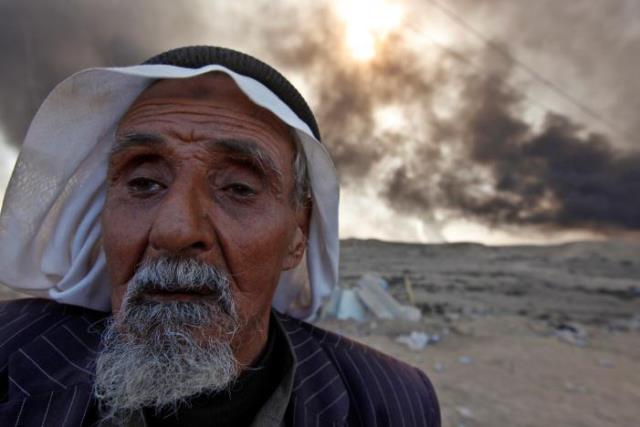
[{"x1": 143, "y1": 45, "x2": 321, "y2": 141}]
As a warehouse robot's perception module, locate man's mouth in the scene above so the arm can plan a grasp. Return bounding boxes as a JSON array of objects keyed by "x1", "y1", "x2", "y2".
[{"x1": 143, "y1": 288, "x2": 214, "y2": 302}]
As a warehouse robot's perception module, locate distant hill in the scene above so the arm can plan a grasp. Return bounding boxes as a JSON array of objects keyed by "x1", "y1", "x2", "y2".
[{"x1": 339, "y1": 239, "x2": 640, "y2": 326}]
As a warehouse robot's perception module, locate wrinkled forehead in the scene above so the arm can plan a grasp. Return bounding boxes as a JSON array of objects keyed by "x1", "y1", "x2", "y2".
[{"x1": 118, "y1": 72, "x2": 294, "y2": 145}]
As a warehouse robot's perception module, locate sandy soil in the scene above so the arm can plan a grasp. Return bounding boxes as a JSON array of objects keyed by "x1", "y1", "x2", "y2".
[
  {"x1": 320, "y1": 239, "x2": 640, "y2": 427},
  {"x1": 1, "y1": 239, "x2": 638, "y2": 426},
  {"x1": 320, "y1": 316, "x2": 639, "y2": 427}
]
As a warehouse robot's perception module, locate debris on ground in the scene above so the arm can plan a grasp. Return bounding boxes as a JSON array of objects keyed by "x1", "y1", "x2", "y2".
[
  {"x1": 395, "y1": 331, "x2": 430, "y2": 351},
  {"x1": 403, "y1": 271, "x2": 416, "y2": 306},
  {"x1": 356, "y1": 274, "x2": 422, "y2": 321},
  {"x1": 564, "y1": 381, "x2": 588, "y2": 394},
  {"x1": 554, "y1": 322, "x2": 588, "y2": 347},
  {"x1": 323, "y1": 288, "x2": 367, "y2": 321},
  {"x1": 630, "y1": 313, "x2": 640, "y2": 331},
  {"x1": 597, "y1": 358, "x2": 614, "y2": 368},
  {"x1": 456, "y1": 406, "x2": 475, "y2": 419},
  {"x1": 458, "y1": 355, "x2": 473, "y2": 365},
  {"x1": 322, "y1": 273, "x2": 422, "y2": 322}
]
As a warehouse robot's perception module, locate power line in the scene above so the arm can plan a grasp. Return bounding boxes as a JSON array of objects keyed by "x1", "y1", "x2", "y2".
[{"x1": 421, "y1": 0, "x2": 630, "y2": 142}]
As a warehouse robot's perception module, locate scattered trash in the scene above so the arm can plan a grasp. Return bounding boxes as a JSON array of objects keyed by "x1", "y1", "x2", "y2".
[
  {"x1": 322, "y1": 273, "x2": 423, "y2": 322},
  {"x1": 564, "y1": 381, "x2": 587, "y2": 394},
  {"x1": 458, "y1": 356, "x2": 473, "y2": 365},
  {"x1": 396, "y1": 331, "x2": 430, "y2": 351},
  {"x1": 608, "y1": 314, "x2": 640, "y2": 332},
  {"x1": 630, "y1": 314, "x2": 640, "y2": 331},
  {"x1": 554, "y1": 322, "x2": 588, "y2": 347},
  {"x1": 434, "y1": 362, "x2": 445, "y2": 373},
  {"x1": 356, "y1": 274, "x2": 422, "y2": 322},
  {"x1": 322, "y1": 288, "x2": 368, "y2": 321},
  {"x1": 403, "y1": 272, "x2": 416, "y2": 306},
  {"x1": 445, "y1": 313, "x2": 461, "y2": 322},
  {"x1": 456, "y1": 406, "x2": 475, "y2": 419},
  {"x1": 597, "y1": 358, "x2": 614, "y2": 368}
]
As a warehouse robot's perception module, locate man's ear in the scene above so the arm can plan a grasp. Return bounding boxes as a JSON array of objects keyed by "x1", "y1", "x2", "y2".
[
  {"x1": 282, "y1": 204, "x2": 311, "y2": 271},
  {"x1": 282, "y1": 226, "x2": 306, "y2": 271}
]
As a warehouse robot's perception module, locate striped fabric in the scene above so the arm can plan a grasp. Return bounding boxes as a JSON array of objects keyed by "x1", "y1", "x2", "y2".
[{"x1": 0, "y1": 299, "x2": 440, "y2": 426}]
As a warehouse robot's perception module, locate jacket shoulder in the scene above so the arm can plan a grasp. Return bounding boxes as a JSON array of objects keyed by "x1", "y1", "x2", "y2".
[
  {"x1": 280, "y1": 314, "x2": 441, "y2": 426},
  {"x1": 0, "y1": 298, "x2": 105, "y2": 362},
  {"x1": 0, "y1": 299, "x2": 106, "y2": 423}
]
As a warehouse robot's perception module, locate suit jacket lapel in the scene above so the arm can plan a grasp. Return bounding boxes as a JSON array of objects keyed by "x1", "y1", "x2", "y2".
[{"x1": 278, "y1": 314, "x2": 350, "y2": 426}]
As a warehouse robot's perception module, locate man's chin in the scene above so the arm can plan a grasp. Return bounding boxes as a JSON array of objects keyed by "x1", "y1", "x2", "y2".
[
  {"x1": 94, "y1": 313, "x2": 239, "y2": 420},
  {"x1": 95, "y1": 256, "x2": 241, "y2": 420}
]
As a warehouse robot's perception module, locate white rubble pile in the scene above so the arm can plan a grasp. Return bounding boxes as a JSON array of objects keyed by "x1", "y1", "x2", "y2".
[{"x1": 322, "y1": 273, "x2": 422, "y2": 322}]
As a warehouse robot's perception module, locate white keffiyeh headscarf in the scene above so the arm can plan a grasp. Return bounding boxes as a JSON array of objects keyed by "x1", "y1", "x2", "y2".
[{"x1": 0, "y1": 63, "x2": 340, "y2": 320}]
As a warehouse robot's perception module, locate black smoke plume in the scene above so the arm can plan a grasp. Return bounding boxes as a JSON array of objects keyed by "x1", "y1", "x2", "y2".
[
  {"x1": 1, "y1": 0, "x2": 638, "y2": 233},
  {"x1": 257, "y1": 5, "x2": 640, "y2": 232},
  {"x1": 384, "y1": 63, "x2": 640, "y2": 231},
  {"x1": 0, "y1": 0, "x2": 206, "y2": 144}
]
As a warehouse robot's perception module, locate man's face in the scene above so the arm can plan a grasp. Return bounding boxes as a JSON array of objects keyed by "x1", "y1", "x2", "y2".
[{"x1": 101, "y1": 73, "x2": 307, "y2": 364}]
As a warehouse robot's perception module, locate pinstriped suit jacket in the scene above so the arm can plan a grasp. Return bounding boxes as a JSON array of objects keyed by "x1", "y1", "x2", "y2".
[{"x1": 0, "y1": 299, "x2": 440, "y2": 426}]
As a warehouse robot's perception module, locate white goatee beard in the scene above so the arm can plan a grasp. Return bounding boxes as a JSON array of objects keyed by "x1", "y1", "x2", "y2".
[{"x1": 93, "y1": 257, "x2": 240, "y2": 422}]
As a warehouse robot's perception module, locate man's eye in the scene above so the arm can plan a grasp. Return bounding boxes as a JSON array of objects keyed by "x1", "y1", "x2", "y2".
[
  {"x1": 127, "y1": 177, "x2": 165, "y2": 194},
  {"x1": 225, "y1": 183, "x2": 256, "y2": 198}
]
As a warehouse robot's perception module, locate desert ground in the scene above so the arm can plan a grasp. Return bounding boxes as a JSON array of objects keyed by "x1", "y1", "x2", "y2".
[
  {"x1": 320, "y1": 239, "x2": 640, "y2": 427},
  {"x1": 1, "y1": 239, "x2": 638, "y2": 426}
]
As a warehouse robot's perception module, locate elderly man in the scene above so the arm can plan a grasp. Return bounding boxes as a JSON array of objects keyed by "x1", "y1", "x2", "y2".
[{"x1": 0, "y1": 46, "x2": 439, "y2": 426}]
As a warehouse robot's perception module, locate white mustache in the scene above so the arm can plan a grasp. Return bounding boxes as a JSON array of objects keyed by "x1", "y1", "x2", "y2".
[{"x1": 125, "y1": 256, "x2": 235, "y2": 315}]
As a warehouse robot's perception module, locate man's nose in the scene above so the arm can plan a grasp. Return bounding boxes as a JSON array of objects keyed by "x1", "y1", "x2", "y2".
[{"x1": 148, "y1": 184, "x2": 215, "y2": 256}]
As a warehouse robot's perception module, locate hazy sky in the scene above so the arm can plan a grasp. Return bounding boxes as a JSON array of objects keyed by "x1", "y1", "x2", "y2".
[{"x1": 1, "y1": 0, "x2": 638, "y2": 244}]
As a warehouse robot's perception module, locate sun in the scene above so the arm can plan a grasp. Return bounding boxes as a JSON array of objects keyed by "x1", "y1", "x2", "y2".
[{"x1": 335, "y1": 0, "x2": 405, "y2": 61}]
